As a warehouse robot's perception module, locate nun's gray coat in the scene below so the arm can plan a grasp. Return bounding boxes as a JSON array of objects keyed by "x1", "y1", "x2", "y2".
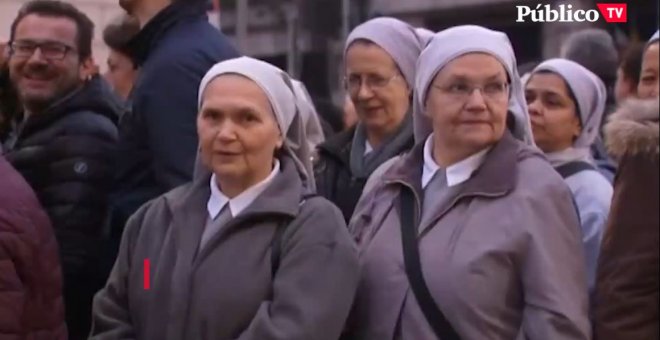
[
  {"x1": 89, "y1": 157, "x2": 359, "y2": 340},
  {"x1": 346, "y1": 132, "x2": 591, "y2": 340}
]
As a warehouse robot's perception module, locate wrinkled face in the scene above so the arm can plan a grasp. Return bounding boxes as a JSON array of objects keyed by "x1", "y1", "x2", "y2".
[
  {"x1": 345, "y1": 41, "x2": 410, "y2": 133},
  {"x1": 525, "y1": 72, "x2": 581, "y2": 153},
  {"x1": 105, "y1": 49, "x2": 137, "y2": 100},
  {"x1": 425, "y1": 53, "x2": 509, "y2": 155},
  {"x1": 638, "y1": 42, "x2": 659, "y2": 99},
  {"x1": 198, "y1": 75, "x2": 283, "y2": 188},
  {"x1": 9, "y1": 14, "x2": 83, "y2": 113},
  {"x1": 614, "y1": 67, "x2": 636, "y2": 103}
]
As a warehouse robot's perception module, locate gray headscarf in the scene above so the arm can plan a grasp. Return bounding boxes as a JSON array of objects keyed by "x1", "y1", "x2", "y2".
[
  {"x1": 531, "y1": 58, "x2": 607, "y2": 166},
  {"x1": 343, "y1": 17, "x2": 422, "y2": 178},
  {"x1": 197, "y1": 56, "x2": 315, "y2": 190},
  {"x1": 415, "y1": 25, "x2": 535, "y2": 145},
  {"x1": 345, "y1": 17, "x2": 424, "y2": 88},
  {"x1": 292, "y1": 80, "x2": 325, "y2": 150}
]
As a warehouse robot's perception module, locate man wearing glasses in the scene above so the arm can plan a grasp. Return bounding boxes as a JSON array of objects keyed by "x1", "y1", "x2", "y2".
[{"x1": 3, "y1": 1, "x2": 120, "y2": 339}]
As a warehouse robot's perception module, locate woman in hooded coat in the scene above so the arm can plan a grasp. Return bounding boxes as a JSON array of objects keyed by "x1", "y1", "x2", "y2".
[
  {"x1": 90, "y1": 57, "x2": 359, "y2": 340},
  {"x1": 345, "y1": 26, "x2": 590, "y2": 340}
]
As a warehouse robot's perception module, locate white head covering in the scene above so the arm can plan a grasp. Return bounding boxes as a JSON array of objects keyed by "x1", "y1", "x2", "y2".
[
  {"x1": 532, "y1": 58, "x2": 607, "y2": 149},
  {"x1": 415, "y1": 27, "x2": 434, "y2": 47},
  {"x1": 197, "y1": 57, "x2": 315, "y2": 190},
  {"x1": 345, "y1": 17, "x2": 425, "y2": 88},
  {"x1": 649, "y1": 30, "x2": 660, "y2": 45},
  {"x1": 292, "y1": 80, "x2": 325, "y2": 150},
  {"x1": 414, "y1": 25, "x2": 535, "y2": 145}
]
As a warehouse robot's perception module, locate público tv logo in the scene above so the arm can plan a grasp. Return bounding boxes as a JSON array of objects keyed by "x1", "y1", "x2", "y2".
[{"x1": 516, "y1": 3, "x2": 627, "y2": 23}]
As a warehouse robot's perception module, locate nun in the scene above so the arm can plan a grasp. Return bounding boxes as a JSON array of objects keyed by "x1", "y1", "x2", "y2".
[
  {"x1": 315, "y1": 17, "x2": 424, "y2": 222},
  {"x1": 90, "y1": 57, "x2": 359, "y2": 340},
  {"x1": 525, "y1": 58, "x2": 613, "y2": 291},
  {"x1": 594, "y1": 31, "x2": 659, "y2": 340},
  {"x1": 346, "y1": 26, "x2": 591, "y2": 339}
]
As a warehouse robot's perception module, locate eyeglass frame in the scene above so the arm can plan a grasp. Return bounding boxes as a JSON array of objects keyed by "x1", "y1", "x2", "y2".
[
  {"x1": 8, "y1": 39, "x2": 77, "y2": 61},
  {"x1": 430, "y1": 81, "x2": 510, "y2": 102},
  {"x1": 343, "y1": 72, "x2": 402, "y2": 95}
]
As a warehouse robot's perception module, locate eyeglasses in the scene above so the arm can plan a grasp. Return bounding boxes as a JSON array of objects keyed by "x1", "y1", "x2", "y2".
[
  {"x1": 432, "y1": 81, "x2": 509, "y2": 102},
  {"x1": 344, "y1": 73, "x2": 400, "y2": 95},
  {"x1": 9, "y1": 40, "x2": 76, "y2": 61}
]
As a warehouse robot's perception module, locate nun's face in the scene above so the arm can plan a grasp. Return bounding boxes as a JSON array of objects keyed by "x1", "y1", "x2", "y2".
[
  {"x1": 638, "y1": 42, "x2": 659, "y2": 99},
  {"x1": 345, "y1": 41, "x2": 410, "y2": 135},
  {"x1": 426, "y1": 53, "x2": 509, "y2": 160},
  {"x1": 198, "y1": 75, "x2": 283, "y2": 192},
  {"x1": 525, "y1": 72, "x2": 581, "y2": 153}
]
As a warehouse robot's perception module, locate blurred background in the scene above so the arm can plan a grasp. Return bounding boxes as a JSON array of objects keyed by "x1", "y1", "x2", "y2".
[{"x1": 2, "y1": 0, "x2": 657, "y2": 107}]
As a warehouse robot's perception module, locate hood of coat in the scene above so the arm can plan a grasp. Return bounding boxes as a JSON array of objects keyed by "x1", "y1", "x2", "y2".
[{"x1": 605, "y1": 98, "x2": 659, "y2": 159}]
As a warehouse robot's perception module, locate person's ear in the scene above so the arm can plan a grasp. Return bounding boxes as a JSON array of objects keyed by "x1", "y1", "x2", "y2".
[{"x1": 79, "y1": 57, "x2": 98, "y2": 81}]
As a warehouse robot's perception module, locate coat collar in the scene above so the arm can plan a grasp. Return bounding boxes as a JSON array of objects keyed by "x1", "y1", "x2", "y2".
[
  {"x1": 384, "y1": 130, "x2": 523, "y2": 200},
  {"x1": 165, "y1": 154, "x2": 306, "y2": 222},
  {"x1": 164, "y1": 155, "x2": 307, "y2": 268},
  {"x1": 128, "y1": 0, "x2": 207, "y2": 65},
  {"x1": 605, "y1": 98, "x2": 659, "y2": 160}
]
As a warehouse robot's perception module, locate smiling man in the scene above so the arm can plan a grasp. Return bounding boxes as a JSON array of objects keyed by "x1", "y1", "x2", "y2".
[{"x1": 3, "y1": 1, "x2": 120, "y2": 339}]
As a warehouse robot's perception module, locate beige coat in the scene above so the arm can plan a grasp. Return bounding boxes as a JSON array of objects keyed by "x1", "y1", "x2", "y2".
[
  {"x1": 90, "y1": 156, "x2": 359, "y2": 340},
  {"x1": 346, "y1": 132, "x2": 591, "y2": 340}
]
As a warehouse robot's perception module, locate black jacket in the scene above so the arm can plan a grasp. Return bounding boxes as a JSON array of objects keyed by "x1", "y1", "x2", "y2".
[
  {"x1": 112, "y1": 0, "x2": 239, "y2": 228},
  {"x1": 315, "y1": 127, "x2": 414, "y2": 222},
  {"x1": 3, "y1": 75, "x2": 119, "y2": 340}
]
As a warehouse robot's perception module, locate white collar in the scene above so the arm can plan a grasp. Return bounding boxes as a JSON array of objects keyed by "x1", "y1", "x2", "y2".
[
  {"x1": 207, "y1": 160, "x2": 281, "y2": 219},
  {"x1": 365, "y1": 139, "x2": 373, "y2": 155},
  {"x1": 422, "y1": 134, "x2": 491, "y2": 189}
]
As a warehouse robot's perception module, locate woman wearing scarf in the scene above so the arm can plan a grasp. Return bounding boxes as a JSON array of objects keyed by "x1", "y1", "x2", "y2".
[
  {"x1": 345, "y1": 26, "x2": 590, "y2": 340},
  {"x1": 90, "y1": 57, "x2": 359, "y2": 340},
  {"x1": 315, "y1": 17, "x2": 423, "y2": 222},
  {"x1": 525, "y1": 59, "x2": 613, "y2": 292},
  {"x1": 595, "y1": 31, "x2": 659, "y2": 340}
]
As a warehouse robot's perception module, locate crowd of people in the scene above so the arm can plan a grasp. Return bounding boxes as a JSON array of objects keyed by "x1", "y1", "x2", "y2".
[{"x1": 0, "y1": 0, "x2": 658, "y2": 339}]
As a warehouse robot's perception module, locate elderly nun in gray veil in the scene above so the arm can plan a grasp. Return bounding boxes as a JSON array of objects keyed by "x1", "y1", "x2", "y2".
[
  {"x1": 526, "y1": 58, "x2": 613, "y2": 292},
  {"x1": 315, "y1": 17, "x2": 424, "y2": 222},
  {"x1": 345, "y1": 26, "x2": 590, "y2": 340},
  {"x1": 90, "y1": 57, "x2": 359, "y2": 340}
]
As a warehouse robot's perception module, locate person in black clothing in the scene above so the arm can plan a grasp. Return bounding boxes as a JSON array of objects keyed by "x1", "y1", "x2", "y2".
[
  {"x1": 314, "y1": 17, "x2": 425, "y2": 222},
  {"x1": 110, "y1": 0, "x2": 240, "y2": 232},
  {"x1": 3, "y1": 1, "x2": 120, "y2": 338}
]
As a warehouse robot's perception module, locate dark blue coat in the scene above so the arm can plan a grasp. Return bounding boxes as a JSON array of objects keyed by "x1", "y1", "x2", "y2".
[{"x1": 112, "y1": 1, "x2": 239, "y2": 228}]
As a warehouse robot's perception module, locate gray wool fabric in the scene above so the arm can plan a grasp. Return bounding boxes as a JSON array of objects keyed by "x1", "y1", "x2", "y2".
[
  {"x1": 345, "y1": 17, "x2": 425, "y2": 88},
  {"x1": 414, "y1": 25, "x2": 535, "y2": 145},
  {"x1": 532, "y1": 58, "x2": 607, "y2": 149}
]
